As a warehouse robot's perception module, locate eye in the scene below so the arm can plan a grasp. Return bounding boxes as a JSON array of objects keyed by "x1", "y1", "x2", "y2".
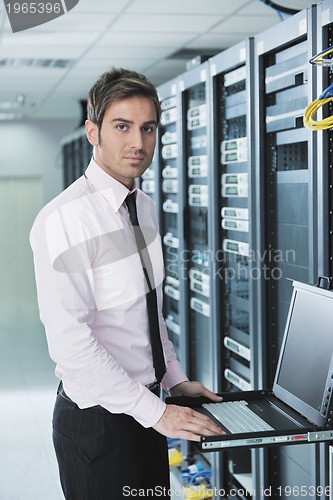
[
  {"x1": 116, "y1": 124, "x2": 128, "y2": 131},
  {"x1": 142, "y1": 126, "x2": 155, "y2": 133}
]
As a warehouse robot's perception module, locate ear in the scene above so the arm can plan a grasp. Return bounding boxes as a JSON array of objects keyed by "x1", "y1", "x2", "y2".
[{"x1": 85, "y1": 119, "x2": 99, "y2": 146}]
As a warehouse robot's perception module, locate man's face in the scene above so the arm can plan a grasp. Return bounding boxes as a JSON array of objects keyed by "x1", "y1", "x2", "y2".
[{"x1": 86, "y1": 96, "x2": 157, "y2": 189}]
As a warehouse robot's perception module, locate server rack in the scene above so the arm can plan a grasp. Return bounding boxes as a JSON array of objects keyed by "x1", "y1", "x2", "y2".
[
  {"x1": 140, "y1": 149, "x2": 159, "y2": 205},
  {"x1": 255, "y1": 7, "x2": 321, "y2": 497},
  {"x1": 157, "y1": 78, "x2": 186, "y2": 368},
  {"x1": 313, "y1": 0, "x2": 333, "y2": 495},
  {"x1": 139, "y1": 106, "x2": 161, "y2": 207},
  {"x1": 209, "y1": 39, "x2": 263, "y2": 499},
  {"x1": 318, "y1": 0, "x2": 333, "y2": 286},
  {"x1": 180, "y1": 62, "x2": 221, "y2": 490},
  {"x1": 179, "y1": 62, "x2": 217, "y2": 394},
  {"x1": 159, "y1": 63, "x2": 221, "y2": 491},
  {"x1": 61, "y1": 127, "x2": 92, "y2": 187}
]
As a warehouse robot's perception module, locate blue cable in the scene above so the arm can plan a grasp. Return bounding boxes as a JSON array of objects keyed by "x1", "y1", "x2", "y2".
[
  {"x1": 181, "y1": 468, "x2": 212, "y2": 485},
  {"x1": 309, "y1": 46, "x2": 333, "y2": 66},
  {"x1": 319, "y1": 83, "x2": 333, "y2": 100}
]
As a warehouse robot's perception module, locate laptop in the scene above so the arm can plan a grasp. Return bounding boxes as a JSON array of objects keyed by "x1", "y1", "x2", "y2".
[{"x1": 166, "y1": 279, "x2": 333, "y2": 451}]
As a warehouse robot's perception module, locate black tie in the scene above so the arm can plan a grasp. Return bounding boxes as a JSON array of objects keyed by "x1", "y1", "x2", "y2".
[{"x1": 125, "y1": 192, "x2": 166, "y2": 384}]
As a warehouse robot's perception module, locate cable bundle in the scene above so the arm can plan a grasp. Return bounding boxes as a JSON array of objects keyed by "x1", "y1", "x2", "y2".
[
  {"x1": 309, "y1": 47, "x2": 333, "y2": 67},
  {"x1": 303, "y1": 48, "x2": 333, "y2": 131}
]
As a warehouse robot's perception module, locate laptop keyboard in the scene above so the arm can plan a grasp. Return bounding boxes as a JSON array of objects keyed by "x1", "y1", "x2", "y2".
[{"x1": 203, "y1": 400, "x2": 274, "y2": 433}]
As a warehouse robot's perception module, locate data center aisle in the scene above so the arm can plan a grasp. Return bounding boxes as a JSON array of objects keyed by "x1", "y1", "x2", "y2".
[{"x1": 0, "y1": 320, "x2": 64, "y2": 500}]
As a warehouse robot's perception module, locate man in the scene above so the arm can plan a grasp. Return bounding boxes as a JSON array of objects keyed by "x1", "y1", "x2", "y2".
[{"x1": 30, "y1": 67, "x2": 222, "y2": 499}]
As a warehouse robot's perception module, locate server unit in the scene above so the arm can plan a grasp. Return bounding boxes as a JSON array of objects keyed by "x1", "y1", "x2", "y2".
[
  {"x1": 158, "y1": 73, "x2": 218, "y2": 493},
  {"x1": 255, "y1": 6, "x2": 321, "y2": 498},
  {"x1": 140, "y1": 150, "x2": 158, "y2": 204}
]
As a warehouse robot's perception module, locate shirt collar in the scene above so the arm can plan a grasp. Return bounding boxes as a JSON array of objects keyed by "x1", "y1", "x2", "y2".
[{"x1": 84, "y1": 157, "x2": 137, "y2": 212}]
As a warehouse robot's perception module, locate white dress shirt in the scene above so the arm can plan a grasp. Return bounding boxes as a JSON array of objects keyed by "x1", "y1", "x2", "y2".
[{"x1": 30, "y1": 158, "x2": 188, "y2": 428}]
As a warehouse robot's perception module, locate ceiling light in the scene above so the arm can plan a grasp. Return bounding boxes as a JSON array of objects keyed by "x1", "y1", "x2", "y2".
[
  {"x1": 0, "y1": 113, "x2": 23, "y2": 120},
  {"x1": 0, "y1": 58, "x2": 74, "y2": 69},
  {"x1": 16, "y1": 94, "x2": 25, "y2": 106},
  {"x1": 0, "y1": 101, "x2": 20, "y2": 109}
]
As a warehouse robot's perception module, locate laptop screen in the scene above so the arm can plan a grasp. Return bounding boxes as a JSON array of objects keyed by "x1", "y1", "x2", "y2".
[{"x1": 273, "y1": 281, "x2": 333, "y2": 427}]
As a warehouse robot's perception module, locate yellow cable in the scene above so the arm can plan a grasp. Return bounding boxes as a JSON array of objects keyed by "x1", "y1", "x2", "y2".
[
  {"x1": 303, "y1": 97, "x2": 333, "y2": 130},
  {"x1": 310, "y1": 47, "x2": 333, "y2": 65}
]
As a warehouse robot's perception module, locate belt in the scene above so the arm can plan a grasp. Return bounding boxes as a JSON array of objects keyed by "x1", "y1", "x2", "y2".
[{"x1": 57, "y1": 381, "x2": 161, "y2": 408}]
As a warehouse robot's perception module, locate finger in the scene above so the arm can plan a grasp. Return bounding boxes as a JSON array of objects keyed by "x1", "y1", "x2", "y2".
[
  {"x1": 173, "y1": 430, "x2": 202, "y2": 442},
  {"x1": 174, "y1": 416, "x2": 224, "y2": 441},
  {"x1": 181, "y1": 414, "x2": 224, "y2": 436},
  {"x1": 194, "y1": 415, "x2": 225, "y2": 435},
  {"x1": 184, "y1": 424, "x2": 222, "y2": 437},
  {"x1": 190, "y1": 409, "x2": 223, "y2": 430},
  {"x1": 200, "y1": 388, "x2": 223, "y2": 402},
  {"x1": 210, "y1": 393, "x2": 223, "y2": 402}
]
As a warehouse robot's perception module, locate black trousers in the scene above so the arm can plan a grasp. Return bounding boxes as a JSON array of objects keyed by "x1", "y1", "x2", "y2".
[{"x1": 52, "y1": 386, "x2": 170, "y2": 499}]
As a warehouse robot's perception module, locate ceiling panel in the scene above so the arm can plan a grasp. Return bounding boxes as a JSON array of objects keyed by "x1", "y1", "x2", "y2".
[
  {"x1": 212, "y1": 14, "x2": 279, "y2": 34},
  {"x1": 97, "y1": 31, "x2": 196, "y2": 47},
  {"x1": 71, "y1": 0, "x2": 131, "y2": 13},
  {"x1": 29, "y1": 13, "x2": 117, "y2": 32},
  {"x1": 126, "y1": 0, "x2": 250, "y2": 15},
  {"x1": 109, "y1": 14, "x2": 223, "y2": 33}
]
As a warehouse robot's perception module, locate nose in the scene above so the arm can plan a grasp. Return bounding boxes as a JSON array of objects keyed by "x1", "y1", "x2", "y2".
[{"x1": 131, "y1": 128, "x2": 144, "y2": 151}]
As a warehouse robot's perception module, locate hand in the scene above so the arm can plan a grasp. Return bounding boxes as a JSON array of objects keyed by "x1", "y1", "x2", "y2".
[
  {"x1": 169, "y1": 380, "x2": 223, "y2": 403},
  {"x1": 152, "y1": 404, "x2": 224, "y2": 442},
  {"x1": 153, "y1": 381, "x2": 224, "y2": 441}
]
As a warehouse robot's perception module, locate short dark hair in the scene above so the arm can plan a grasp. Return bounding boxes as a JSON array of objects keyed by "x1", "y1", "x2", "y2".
[{"x1": 87, "y1": 67, "x2": 161, "y2": 132}]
